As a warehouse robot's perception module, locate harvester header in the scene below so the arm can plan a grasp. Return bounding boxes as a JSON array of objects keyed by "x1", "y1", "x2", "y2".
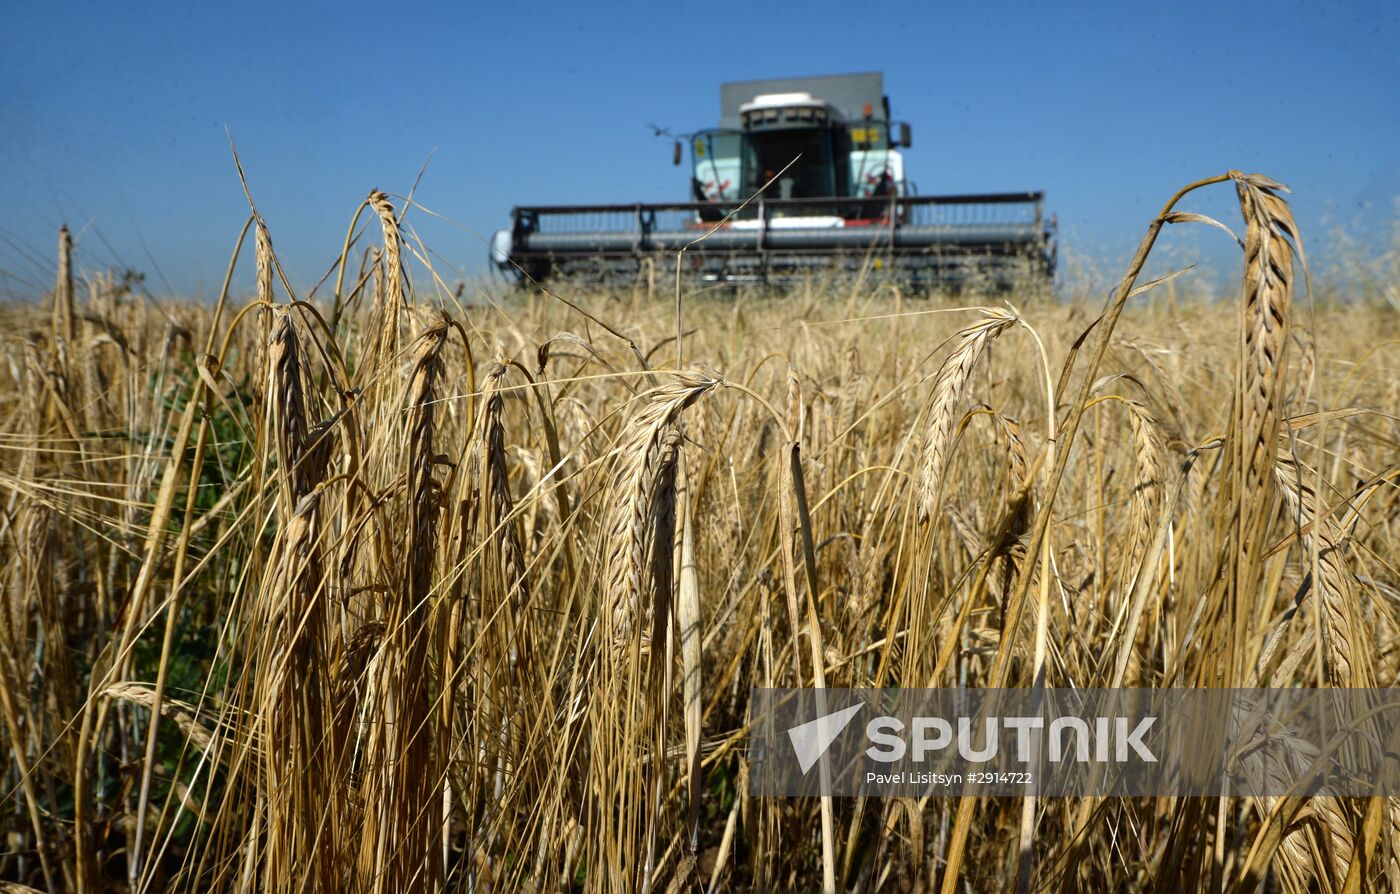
[{"x1": 491, "y1": 72, "x2": 1056, "y2": 289}]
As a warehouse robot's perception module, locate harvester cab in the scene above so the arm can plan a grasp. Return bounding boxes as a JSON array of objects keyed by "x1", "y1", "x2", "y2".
[
  {"x1": 492, "y1": 72, "x2": 1055, "y2": 289},
  {"x1": 689, "y1": 87, "x2": 910, "y2": 220}
]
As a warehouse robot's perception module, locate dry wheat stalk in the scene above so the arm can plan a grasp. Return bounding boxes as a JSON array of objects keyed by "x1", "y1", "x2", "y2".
[
  {"x1": 406, "y1": 319, "x2": 448, "y2": 601},
  {"x1": 463, "y1": 354, "x2": 528, "y2": 612},
  {"x1": 354, "y1": 317, "x2": 450, "y2": 891},
  {"x1": 266, "y1": 309, "x2": 316, "y2": 510},
  {"x1": 1123, "y1": 399, "x2": 1167, "y2": 583},
  {"x1": 1271, "y1": 455, "x2": 1371, "y2": 688},
  {"x1": 1233, "y1": 173, "x2": 1298, "y2": 499},
  {"x1": 365, "y1": 191, "x2": 405, "y2": 378},
  {"x1": 581, "y1": 372, "x2": 718, "y2": 894},
  {"x1": 1228, "y1": 172, "x2": 1299, "y2": 654},
  {"x1": 255, "y1": 220, "x2": 274, "y2": 306},
  {"x1": 259, "y1": 487, "x2": 340, "y2": 888},
  {"x1": 835, "y1": 343, "x2": 866, "y2": 452},
  {"x1": 989, "y1": 410, "x2": 1032, "y2": 606},
  {"x1": 918, "y1": 309, "x2": 1017, "y2": 523},
  {"x1": 1219, "y1": 173, "x2": 1387, "y2": 894},
  {"x1": 602, "y1": 372, "x2": 719, "y2": 654},
  {"x1": 103, "y1": 682, "x2": 218, "y2": 753},
  {"x1": 372, "y1": 192, "x2": 403, "y2": 308},
  {"x1": 259, "y1": 302, "x2": 341, "y2": 886},
  {"x1": 50, "y1": 225, "x2": 75, "y2": 347},
  {"x1": 46, "y1": 224, "x2": 78, "y2": 441},
  {"x1": 447, "y1": 352, "x2": 530, "y2": 837}
]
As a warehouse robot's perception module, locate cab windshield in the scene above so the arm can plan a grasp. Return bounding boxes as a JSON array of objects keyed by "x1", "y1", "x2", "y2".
[{"x1": 741, "y1": 128, "x2": 837, "y2": 203}]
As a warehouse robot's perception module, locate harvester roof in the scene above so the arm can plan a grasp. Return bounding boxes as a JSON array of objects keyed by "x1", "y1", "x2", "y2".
[
  {"x1": 738, "y1": 92, "x2": 840, "y2": 130},
  {"x1": 720, "y1": 72, "x2": 886, "y2": 129}
]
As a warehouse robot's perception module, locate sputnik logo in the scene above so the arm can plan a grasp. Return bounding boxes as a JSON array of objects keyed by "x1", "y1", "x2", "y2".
[{"x1": 787, "y1": 704, "x2": 863, "y2": 774}]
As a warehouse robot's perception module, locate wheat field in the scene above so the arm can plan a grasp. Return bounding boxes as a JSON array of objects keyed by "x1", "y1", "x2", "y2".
[{"x1": 1, "y1": 173, "x2": 1398, "y2": 892}]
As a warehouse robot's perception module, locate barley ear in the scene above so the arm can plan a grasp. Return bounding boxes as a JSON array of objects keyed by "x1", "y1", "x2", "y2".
[{"x1": 918, "y1": 309, "x2": 1017, "y2": 524}]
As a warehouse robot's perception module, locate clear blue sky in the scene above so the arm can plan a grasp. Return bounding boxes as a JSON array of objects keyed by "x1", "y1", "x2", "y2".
[{"x1": 2, "y1": 0, "x2": 1396, "y2": 298}]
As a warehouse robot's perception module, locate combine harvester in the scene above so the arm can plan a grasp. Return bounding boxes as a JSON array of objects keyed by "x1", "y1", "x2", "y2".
[{"x1": 491, "y1": 72, "x2": 1056, "y2": 289}]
